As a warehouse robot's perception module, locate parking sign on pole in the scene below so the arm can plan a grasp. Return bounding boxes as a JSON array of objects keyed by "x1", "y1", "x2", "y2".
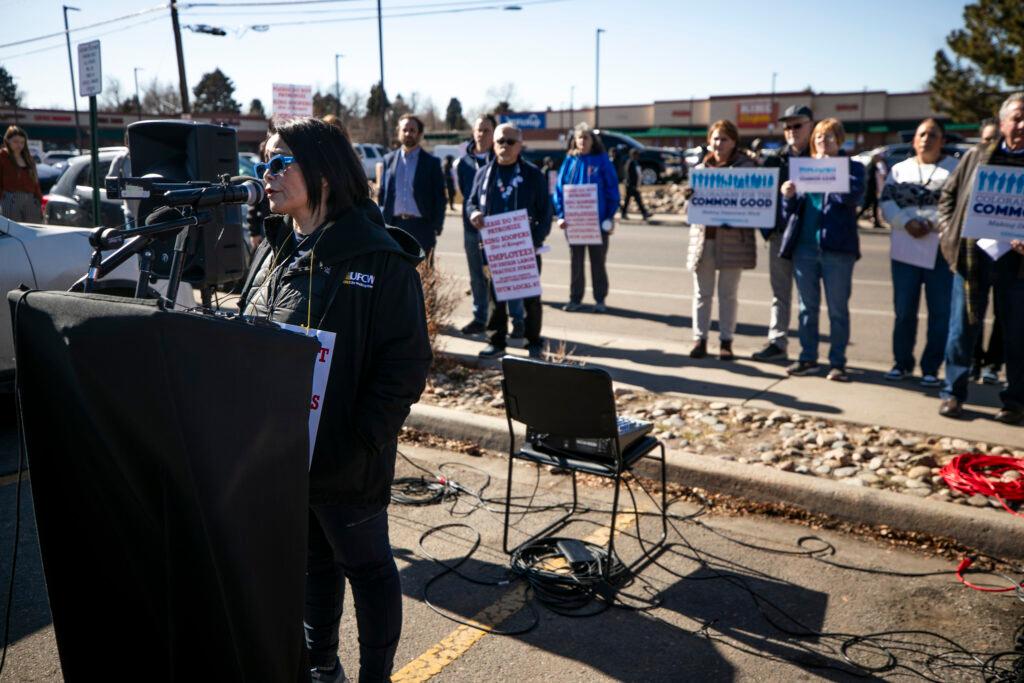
[{"x1": 78, "y1": 40, "x2": 102, "y2": 226}]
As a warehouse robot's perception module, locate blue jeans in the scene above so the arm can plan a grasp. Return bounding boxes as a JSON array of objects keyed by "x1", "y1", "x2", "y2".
[
  {"x1": 304, "y1": 503, "x2": 401, "y2": 682},
  {"x1": 793, "y1": 245, "x2": 856, "y2": 368},
  {"x1": 890, "y1": 251, "x2": 952, "y2": 376},
  {"x1": 464, "y1": 227, "x2": 523, "y2": 324},
  {"x1": 942, "y1": 256, "x2": 1024, "y2": 410}
]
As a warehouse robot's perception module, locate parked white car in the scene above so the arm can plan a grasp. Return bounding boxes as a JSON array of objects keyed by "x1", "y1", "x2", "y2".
[
  {"x1": 1, "y1": 216, "x2": 194, "y2": 391},
  {"x1": 353, "y1": 143, "x2": 387, "y2": 182}
]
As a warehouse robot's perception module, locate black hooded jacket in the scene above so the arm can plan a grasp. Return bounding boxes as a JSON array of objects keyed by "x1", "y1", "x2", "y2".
[{"x1": 239, "y1": 199, "x2": 432, "y2": 505}]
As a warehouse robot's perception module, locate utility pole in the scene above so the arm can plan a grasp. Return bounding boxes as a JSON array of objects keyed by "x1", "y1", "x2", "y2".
[
  {"x1": 376, "y1": 0, "x2": 387, "y2": 144},
  {"x1": 133, "y1": 67, "x2": 144, "y2": 120},
  {"x1": 334, "y1": 53, "x2": 343, "y2": 116},
  {"x1": 859, "y1": 85, "x2": 867, "y2": 146},
  {"x1": 594, "y1": 28, "x2": 605, "y2": 128},
  {"x1": 170, "y1": 0, "x2": 190, "y2": 114},
  {"x1": 569, "y1": 85, "x2": 575, "y2": 129},
  {"x1": 768, "y1": 71, "x2": 777, "y2": 135},
  {"x1": 63, "y1": 5, "x2": 82, "y2": 150}
]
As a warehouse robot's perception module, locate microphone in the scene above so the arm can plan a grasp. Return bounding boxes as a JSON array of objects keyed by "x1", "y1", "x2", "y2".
[{"x1": 161, "y1": 179, "x2": 265, "y2": 208}]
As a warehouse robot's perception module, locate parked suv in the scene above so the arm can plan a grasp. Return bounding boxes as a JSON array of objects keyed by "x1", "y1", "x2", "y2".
[
  {"x1": 354, "y1": 142, "x2": 387, "y2": 180},
  {"x1": 595, "y1": 130, "x2": 685, "y2": 185},
  {"x1": 43, "y1": 148, "x2": 129, "y2": 228}
]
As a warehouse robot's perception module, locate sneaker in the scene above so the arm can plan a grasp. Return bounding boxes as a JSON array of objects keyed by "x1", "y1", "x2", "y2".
[
  {"x1": 689, "y1": 339, "x2": 707, "y2": 359},
  {"x1": 719, "y1": 340, "x2": 734, "y2": 361},
  {"x1": 460, "y1": 320, "x2": 486, "y2": 335},
  {"x1": 311, "y1": 659, "x2": 347, "y2": 683},
  {"x1": 826, "y1": 367, "x2": 851, "y2": 382},
  {"x1": 562, "y1": 302, "x2": 584, "y2": 312},
  {"x1": 939, "y1": 397, "x2": 963, "y2": 419},
  {"x1": 786, "y1": 360, "x2": 819, "y2": 376},
  {"x1": 752, "y1": 342, "x2": 787, "y2": 361},
  {"x1": 526, "y1": 342, "x2": 545, "y2": 360},
  {"x1": 994, "y1": 407, "x2": 1023, "y2": 425},
  {"x1": 478, "y1": 344, "x2": 506, "y2": 359},
  {"x1": 593, "y1": 302, "x2": 607, "y2": 313},
  {"x1": 510, "y1": 320, "x2": 525, "y2": 339},
  {"x1": 919, "y1": 374, "x2": 942, "y2": 388},
  {"x1": 884, "y1": 366, "x2": 909, "y2": 381},
  {"x1": 982, "y1": 367, "x2": 1000, "y2": 385}
]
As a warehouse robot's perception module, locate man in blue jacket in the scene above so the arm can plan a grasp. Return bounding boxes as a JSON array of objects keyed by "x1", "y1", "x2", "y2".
[
  {"x1": 377, "y1": 115, "x2": 446, "y2": 255},
  {"x1": 455, "y1": 115, "x2": 526, "y2": 336},
  {"x1": 466, "y1": 122, "x2": 552, "y2": 359}
]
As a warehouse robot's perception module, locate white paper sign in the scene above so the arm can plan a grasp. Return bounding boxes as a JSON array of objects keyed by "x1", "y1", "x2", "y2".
[
  {"x1": 276, "y1": 322, "x2": 336, "y2": 468},
  {"x1": 789, "y1": 157, "x2": 850, "y2": 194},
  {"x1": 977, "y1": 238, "x2": 1012, "y2": 261},
  {"x1": 687, "y1": 167, "x2": 779, "y2": 228},
  {"x1": 481, "y1": 209, "x2": 542, "y2": 302},
  {"x1": 890, "y1": 228, "x2": 940, "y2": 269},
  {"x1": 962, "y1": 165, "x2": 1024, "y2": 241},
  {"x1": 77, "y1": 40, "x2": 102, "y2": 97},
  {"x1": 272, "y1": 83, "x2": 314, "y2": 118},
  {"x1": 563, "y1": 183, "x2": 602, "y2": 245}
]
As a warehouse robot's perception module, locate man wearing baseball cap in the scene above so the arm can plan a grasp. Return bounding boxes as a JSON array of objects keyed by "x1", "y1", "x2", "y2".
[{"x1": 754, "y1": 104, "x2": 814, "y2": 361}]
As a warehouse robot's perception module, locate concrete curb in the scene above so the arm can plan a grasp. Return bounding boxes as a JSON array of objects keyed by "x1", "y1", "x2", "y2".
[{"x1": 407, "y1": 403, "x2": 1024, "y2": 560}]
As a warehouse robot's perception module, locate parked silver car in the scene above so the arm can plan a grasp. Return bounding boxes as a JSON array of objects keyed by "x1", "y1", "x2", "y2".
[{"x1": 1, "y1": 215, "x2": 194, "y2": 391}]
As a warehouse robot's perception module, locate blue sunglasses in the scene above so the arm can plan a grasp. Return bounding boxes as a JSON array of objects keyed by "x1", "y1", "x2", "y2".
[{"x1": 255, "y1": 154, "x2": 295, "y2": 177}]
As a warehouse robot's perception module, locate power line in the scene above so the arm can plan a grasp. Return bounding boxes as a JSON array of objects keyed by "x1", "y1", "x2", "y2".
[
  {"x1": 0, "y1": 4, "x2": 168, "y2": 50},
  {"x1": 181, "y1": 0, "x2": 362, "y2": 7},
  {"x1": 180, "y1": 0, "x2": 527, "y2": 15},
  {"x1": 0, "y1": 15, "x2": 168, "y2": 62},
  {"x1": 224, "y1": 0, "x2": 565, "y2": 28}
]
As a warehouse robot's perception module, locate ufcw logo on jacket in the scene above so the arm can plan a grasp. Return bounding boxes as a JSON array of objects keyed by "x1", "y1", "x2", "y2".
[{"x1": 343, "y1": 271, "x2": 375, "y2": 288}]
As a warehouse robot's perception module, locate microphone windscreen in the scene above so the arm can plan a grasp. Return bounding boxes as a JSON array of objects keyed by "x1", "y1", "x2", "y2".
[{"x1": 145, "y1": 206, "x2": 184, "y2": 226}]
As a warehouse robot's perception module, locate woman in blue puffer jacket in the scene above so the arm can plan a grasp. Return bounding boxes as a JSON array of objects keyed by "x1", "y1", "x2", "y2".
[
  {"x1": 552, "y1": 122, "x2": 621, "y2": 312},
  {"x1": 779, "y1": 117, "x2": 865, "y2": 382}
]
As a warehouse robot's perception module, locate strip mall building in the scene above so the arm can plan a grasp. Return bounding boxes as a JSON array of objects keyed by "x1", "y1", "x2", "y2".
[{"x1": 508, "y1": 89, "x2": 977, "y2": 150}]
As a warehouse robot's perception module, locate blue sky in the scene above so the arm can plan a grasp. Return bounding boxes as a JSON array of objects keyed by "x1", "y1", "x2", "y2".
[{"x1": 0, "y1": 0, "x2": 969, "y2": 115}]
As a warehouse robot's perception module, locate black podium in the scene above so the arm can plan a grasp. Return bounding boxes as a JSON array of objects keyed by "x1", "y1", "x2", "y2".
[{"x1": 8, "y1": 290, "x2": 319, "y2": 682}]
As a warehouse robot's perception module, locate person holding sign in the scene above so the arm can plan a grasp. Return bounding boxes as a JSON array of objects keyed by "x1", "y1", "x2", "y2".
[
  {"x1": 467, "y1": 122, "x2": 552, "y2": 359},
  {"x1": 239, "y1": 118, "x2": 432, "y2": 683},
  {"x1": 936, "y1": 92, "x2": 1024, "y2": 424},
  {"x1": 879, "y1": 118, "x2": 958, "y2": 388},
  {"x1": 0, "y1": 126, "x2": 43, "y2": 222},
  {"x1": 553, "y1": 122, "x2": 621, "y2": 313},
  {"x1": 683, "y1": 119, "x2": 758, "y2": 361},
  {"x1": 779, "y1": 118, "x2": 865, "y2": 382}
]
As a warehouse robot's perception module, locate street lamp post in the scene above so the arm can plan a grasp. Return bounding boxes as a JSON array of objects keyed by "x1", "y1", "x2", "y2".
[
  {"x1": 768, "y1": 71, "x2": 777, "y2": 136},
  {"x1": 859, "y1": 85, "x2": 867, "y2": 146},
  {"x1": 334, "y1": 53, "x2": 344, "y2": 116},
  {"x1": 569, "y1": 85, "x2": 575, "y2": 128},
  {"x1": 133, "y1": 67, "x2": 144, "y2": 120},
  {"x1": 63, "y1": 5, "x2": 82, "y2": 151},
  {"x1": 594, "y1": 28, "x2": 605, "y2": 128}
]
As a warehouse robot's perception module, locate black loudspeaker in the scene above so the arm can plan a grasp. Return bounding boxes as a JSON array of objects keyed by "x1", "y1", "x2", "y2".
[{"x1": 127, "y1": 120, "x2": 246, "y2": 287}]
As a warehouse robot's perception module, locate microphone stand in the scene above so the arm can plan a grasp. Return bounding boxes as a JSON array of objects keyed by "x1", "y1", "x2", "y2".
[{"x1": 79, "y1": 210, "x2": 213, "y2": 309}]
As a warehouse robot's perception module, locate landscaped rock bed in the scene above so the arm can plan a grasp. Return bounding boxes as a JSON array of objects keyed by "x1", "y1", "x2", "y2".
[{"x1": 420, "y1": 361, "x2": 1024, "y2": 509}]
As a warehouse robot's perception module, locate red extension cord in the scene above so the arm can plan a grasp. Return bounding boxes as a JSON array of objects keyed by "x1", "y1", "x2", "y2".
[{"x1": 940, "y1": 453, "x2": 1024, "y2": 592}]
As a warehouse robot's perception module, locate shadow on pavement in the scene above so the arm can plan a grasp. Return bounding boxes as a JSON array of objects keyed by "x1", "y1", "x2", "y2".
[{"x1": 0, "y1": 480, "x2": 54, "y2": 646}]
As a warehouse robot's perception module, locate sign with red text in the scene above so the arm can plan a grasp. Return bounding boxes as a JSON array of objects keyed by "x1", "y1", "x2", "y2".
[
  {"x1": 276, "y1": 322, "x2": 336, "y2": 468},
  {"x1": 736, "y1": 100, "x2": 775, "y2": 129},
  {"x1": 481, "y1": 209, "x2": 542, "y2": 301},
  {"x1": 563, "y1": 183, "x2": 602, "y2": 245},
  {"x1": 272, "y1": 83, "x2": 313, "y2": 118}
]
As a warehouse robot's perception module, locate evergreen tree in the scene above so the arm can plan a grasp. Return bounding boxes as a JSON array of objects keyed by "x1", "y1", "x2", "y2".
[
  {"x1": 365, "y1": 82, "x2": 390, "y2": 118},
  {"x1": 248, "y1": 98, "x2": 266, "y2": 118},
  {"x1": 313, "y1": 91, "x2": 342, "y2": 118},
  {"x1": 444, "y1": 97, "x2": 468, "y2": 130},
  {"x1": 192, "y1": 68, "x2": 241, "y2": 114},
  {"x1": 0, "y1": 65, "x2": 21, "y2": 107},
  {"x1": 930, "y1": 0, "x2": 1024, "y2": 122}
]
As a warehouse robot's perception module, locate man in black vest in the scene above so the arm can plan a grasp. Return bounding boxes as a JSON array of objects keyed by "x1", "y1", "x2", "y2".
[{"x1": 466, "y1": 122, "x2": 552, "y2": 359}]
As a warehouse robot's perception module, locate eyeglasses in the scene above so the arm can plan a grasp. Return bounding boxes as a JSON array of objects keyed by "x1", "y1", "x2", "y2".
[
  {"x1": 255, "y1": 154, "x2": 296, "y2": 178},
  {"x1": 495, "y1": 138, "x2": 520, "y2": 146},
  {"x1": 783, "y1": 123, "x2": 804, "y2": 131}
]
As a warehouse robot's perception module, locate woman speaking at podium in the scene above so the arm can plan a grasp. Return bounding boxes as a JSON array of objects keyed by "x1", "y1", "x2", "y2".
[{"x1": 238, "y1": 117, "x2": 432, "y2": 683}]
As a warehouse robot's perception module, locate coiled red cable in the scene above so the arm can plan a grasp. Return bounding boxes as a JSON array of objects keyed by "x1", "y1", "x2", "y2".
[
  {"x1": 941, "y1": 453, "x2": 1024, "y2": 592},
  {"x1": 940, "y1": 453, "x2": 1024, "y2": 517}
]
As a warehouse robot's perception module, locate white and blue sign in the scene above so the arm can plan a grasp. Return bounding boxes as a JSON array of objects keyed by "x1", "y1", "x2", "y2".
[
  {"x1": 963, "y1": 164, "x2": 1024, "y2": 241},
  {"x1": 687, "y1": 167, "x2": 780, "y2": 228},
  {"x1": 500, "y1": 112, "x2": 547, "y2": 129}
]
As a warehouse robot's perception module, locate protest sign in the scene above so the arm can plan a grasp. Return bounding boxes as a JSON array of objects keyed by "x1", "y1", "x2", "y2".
[
  {"x1": 563, "y1": 184, "x2": 603, "y2": 245},
  {"x1": 272, "y1": 83, "x2": 313, "y2": 117},
  {"x1": 481, "y1": 209, "x2": 542, "y2": 302},
  {"x1": 962, "y1": 165, "x2": 1024, "y2": 241},
  {"x1": 890, "y1": 228, "x2": 940, "y2": 269},
  {"x1": 789, "y1": 157, "x2": 850, "y2": 194},
  {"x1": 687, "y1": 167, "x2": 779, "y2": 227},
  {"x1": 276, "y1": 322, "x2": 336, "y2": 468}
]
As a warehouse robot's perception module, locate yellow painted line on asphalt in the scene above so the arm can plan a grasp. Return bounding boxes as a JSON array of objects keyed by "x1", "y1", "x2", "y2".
[{"x1": 391, "y1": 511, "x2": 639, "y2": 682}]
